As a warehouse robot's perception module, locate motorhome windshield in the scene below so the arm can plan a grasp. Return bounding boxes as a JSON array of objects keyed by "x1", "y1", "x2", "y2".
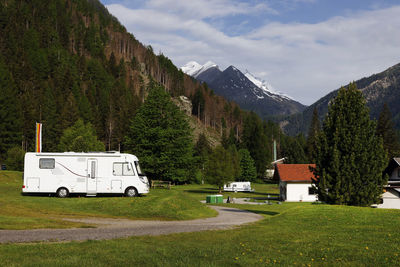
[{"x1": 135, "y1": 161, "x2": 145, "y2": 176}]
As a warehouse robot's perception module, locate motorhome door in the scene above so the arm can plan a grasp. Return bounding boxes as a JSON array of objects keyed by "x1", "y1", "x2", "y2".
[{"x1": 87, "y1": 159, "x2": 97, "y2": 194}]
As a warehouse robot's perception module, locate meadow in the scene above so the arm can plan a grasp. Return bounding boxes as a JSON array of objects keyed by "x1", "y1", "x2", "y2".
[{"x1": 1, "y1": 171, "x2": 400, "y2": 266}]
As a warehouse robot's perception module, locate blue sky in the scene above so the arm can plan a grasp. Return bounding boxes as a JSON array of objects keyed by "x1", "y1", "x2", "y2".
[{"x1": 101, "y1": 0, "x2": 400, "y2": 104}]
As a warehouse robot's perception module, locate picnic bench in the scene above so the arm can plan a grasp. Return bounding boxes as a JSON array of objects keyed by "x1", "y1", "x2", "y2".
[{"x1": 151, "y1": 180, "x2": 171, "y2": 189}]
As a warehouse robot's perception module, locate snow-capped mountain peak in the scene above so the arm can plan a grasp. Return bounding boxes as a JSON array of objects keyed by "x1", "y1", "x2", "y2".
[
  {"x1": 181, "y1": 61, "x2": 202, "y2": 77},
  {"x1": 181, "y1": 61, "x2": 219, "y2": 78},
  {"x1": 243, "y1": 70, "x2": 293, "y2": 101}
]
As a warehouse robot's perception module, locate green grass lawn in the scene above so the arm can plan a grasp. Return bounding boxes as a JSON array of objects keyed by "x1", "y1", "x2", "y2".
[
  {"x1": 2, "y1": 171, "x2": 400, "y2": 266},
  {"x1": 1, "y1": 203, "x2": 400, "y2": 266},
  {"x1": 0, "y1": 171, "x2": 220, "y2": 229}
]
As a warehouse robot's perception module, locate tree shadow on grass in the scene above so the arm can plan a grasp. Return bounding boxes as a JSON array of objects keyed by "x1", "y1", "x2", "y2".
[
  {"x1": 243, "y1": 209, "x2": 279, "y2": 216},
  {"x1": 217, "y1": 207, "x2": 279, "y2": 216},
  {"x1": 184, "y1": 189, "x2": 219, "y2": 194}
]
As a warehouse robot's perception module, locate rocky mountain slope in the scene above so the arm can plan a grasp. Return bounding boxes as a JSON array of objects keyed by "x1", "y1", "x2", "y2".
[
  {"x1": 280, "y1": 63, "x2": 400, "y2": 136},
  {"x1": 181, "y1": 61, "x2": 306, "y2": 118}
]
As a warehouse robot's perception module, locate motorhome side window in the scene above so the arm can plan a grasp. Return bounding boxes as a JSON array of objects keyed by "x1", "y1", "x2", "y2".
[
  {"x1": 113, "y1": 163, "x2": 135, "y2": 176},
  {"x1": 39, "y1": 158, "x2": 55, "y2": 169}
]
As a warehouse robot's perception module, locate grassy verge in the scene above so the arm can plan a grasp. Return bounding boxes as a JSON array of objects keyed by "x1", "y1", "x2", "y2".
[
  {"x1": 1, "y1": 203, "x2": 400, "y2": 266},
  {"x1": 0, "y1": 171, "x2": 217, "y2": 229}
]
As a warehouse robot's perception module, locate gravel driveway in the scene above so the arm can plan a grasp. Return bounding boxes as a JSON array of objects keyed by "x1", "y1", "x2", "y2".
[{"x1": 0, "y1": 206, "x2": 263, "y2": 243}]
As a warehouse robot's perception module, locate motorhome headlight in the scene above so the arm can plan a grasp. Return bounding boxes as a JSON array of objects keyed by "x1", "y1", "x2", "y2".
[{"x1": 139, "y1": 176, "x2": 148, "y2": 185}]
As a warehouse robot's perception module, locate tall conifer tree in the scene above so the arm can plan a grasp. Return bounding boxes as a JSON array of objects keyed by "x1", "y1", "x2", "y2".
[
  {"x1": 313, "y1": 83, "x2": 387, "y2": 206},
  {"x1": 125, "y1": 83, "x2": 194, "y2": 182},
  {"x1": 241, "y1": 112, "x2": 270, "y2": 178}
]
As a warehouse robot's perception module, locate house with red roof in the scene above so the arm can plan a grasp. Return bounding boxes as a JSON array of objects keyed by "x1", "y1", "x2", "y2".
[
  {"x1": 378, "y1": 158, "x2": 400, "y2": 209},
  {"x1": 273, "y1": 164, "x2": 317, "y2": 202}
]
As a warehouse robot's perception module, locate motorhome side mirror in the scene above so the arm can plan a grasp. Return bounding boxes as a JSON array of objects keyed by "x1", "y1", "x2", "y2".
[{"x1": 87, "y1": 174, "x2": 90, "y2": 178}]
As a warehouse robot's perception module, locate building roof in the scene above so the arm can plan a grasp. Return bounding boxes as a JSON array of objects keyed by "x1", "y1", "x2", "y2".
[
  {"x1": 385, "y1": 157, "x2": 400, "y2": 179},
  {"x1": 275, "y1": 164, "x2": 316, "y2": 182}
]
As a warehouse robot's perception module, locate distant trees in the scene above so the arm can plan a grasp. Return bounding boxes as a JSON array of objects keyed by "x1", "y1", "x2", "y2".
[
  {"x1": 194, "y1": 133, "x2": 212, "y2": 183},
  {"x1": 238, "y1": 149, "x2": 257, "y2": 182},
  {"x1": 206, "y1": 145, "x2": 236, "y2": 193},
  {"x1": 241, "y1": 112, "x2": 270, "y2": 178},
  {"x1": 0, "y1": 57, "x2": 22, "y2": 158},
  {"x1": 376, "y1": 103, "x2": 400, "y2": 160},
  {"x1": 58, "y1": 119, "x2": 105, "y2": 152},
  {"x1": 313, "y1": 83, "x2": 387, "y2": 206},
  {"x1": 306, "y1": 107, "x2": 320, "y2": 162},
  {"x1": 124, "y1": 83, "x2": 194, "y2": 182}
]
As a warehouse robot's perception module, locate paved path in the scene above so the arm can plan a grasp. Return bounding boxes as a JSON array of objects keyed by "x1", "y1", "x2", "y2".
[{"x1": 0, "y1": 206, "x2": 263, "y2": 243}]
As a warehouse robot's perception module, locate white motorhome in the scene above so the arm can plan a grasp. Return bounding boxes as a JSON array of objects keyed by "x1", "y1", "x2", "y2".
[
  {"x1": 22, "y1": 152, "x2": 149, "y2": 197},
  {"x1": 224, "y1": 182, "x2": 254, "y2": 192}
]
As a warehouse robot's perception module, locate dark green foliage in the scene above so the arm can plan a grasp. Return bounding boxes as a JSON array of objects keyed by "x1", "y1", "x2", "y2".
[
  {"x1": 228, "y1": 145, "x2": 240, "y2": 180},
  {"x1": 376, "y1": 103, "x2": 400, "y2": 160},
  {"x1": 206, "y1": 145, "x2": 235, "y2": 192},
  {"x1": 306, "y1": 107, "x2": 320, "y2": 162},
  {"x1": 241, "y1": 112, "x2": 270, "y2": 178},
  {"x1": 58, "y1": 119, "x2": 105, "y2": 152},
  {"x1": 281, "y1": 134, "x2": 308, "y2": 164},
  {"x1": 313, "y1": 83, "x2": 387, "y2": 206},
  {"x1": 0, "y1": 57, "x2": 22, "y2": 158},
  {"x1": 124, "y1": 84, "x2": 194, "y2": 182},
  {"x1": 238, "y1": 149, "x2": 257, "y2": 182},
  {"x1": 5, "y1": 146, "x2": 26, "y2": 171},
  {"x1": 193, "y1": 133, "x2": 212, "y2": 184}
]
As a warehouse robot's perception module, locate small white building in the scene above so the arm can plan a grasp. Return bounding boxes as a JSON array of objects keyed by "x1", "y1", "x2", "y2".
[
  {"x1": 378, "y1": 158, "x2": 400, "y2": 209},
  {"x1": 274, "y1": 164, "x2": 317, "y2": 202}
]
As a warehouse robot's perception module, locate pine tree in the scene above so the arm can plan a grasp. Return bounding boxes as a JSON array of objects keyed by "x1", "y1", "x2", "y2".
[
  {"x1": 206, "y1": 145, "x2": 235, "y2": 193},
  {"x1": 238, "y1": 149, "x2": 257, "y2": 182},
  {"x1": 306, "y1": 107, "x2": 320, "y2": 162},
  {"x1": 124, "y1": 83, "x2": 194, "y2": 182},
  {"x1": 281, "y1": 135, "x2": 308, "y2": 164},
  {"x1": 241, "y1": 112, "x2": 270, "y2": 178},
  {"x1": 376, "y1": 103, "x2": 400, "y2": 160},
  {"x1": 314, "y1": 83, "x2": 387, "y2": 206},
  {"x1": 58, "y1": 119, "x2": 105, "y2": 152},
  {"x1": 194, "y1": 133, "x2": 212, "y2": 183}
]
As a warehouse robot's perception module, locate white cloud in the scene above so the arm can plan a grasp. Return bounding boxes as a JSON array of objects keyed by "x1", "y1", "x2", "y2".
[
  {"x1": 144, "y1": 0, "x2": 277, "y2": 19},
  {"x1": 106, "y1": 3, "x2": 400, "y2": 105}
]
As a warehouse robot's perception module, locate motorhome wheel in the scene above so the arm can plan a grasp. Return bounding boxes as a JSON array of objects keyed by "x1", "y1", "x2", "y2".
[
  {"x1": 125, "y1": 187, "x2": 138, "y2": 197},
  {"x1": 56, "y1": 188, "x2": 69, "y2": 198}
]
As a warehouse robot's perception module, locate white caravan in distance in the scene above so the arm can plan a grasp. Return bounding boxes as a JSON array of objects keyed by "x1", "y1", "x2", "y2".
[
  {"x1": 22, "y1": 152, "x2": 149, "y2": 197},
  {"x1": 224, "y1": 181, "x2": 254, "y2": 192}
]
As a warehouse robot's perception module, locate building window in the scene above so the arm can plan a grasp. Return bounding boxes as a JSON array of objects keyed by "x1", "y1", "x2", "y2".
[
  {"x1": 113, "y1": 163, "x2": 135, "y2": 176},
  {"x1": 308, "y1": 187, "x2": 317, "y2": 195},
  {"x1": 39, "y1": 158, "x2": 55, "y2": 169}
]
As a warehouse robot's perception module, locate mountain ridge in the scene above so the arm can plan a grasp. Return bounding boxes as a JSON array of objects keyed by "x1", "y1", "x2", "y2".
[
  {"x1": 280, "y1": 62, "x2": 400, "y2": 136},
  {"x1": 181, "y1": 61, "x2": 306, "y2": 118}
]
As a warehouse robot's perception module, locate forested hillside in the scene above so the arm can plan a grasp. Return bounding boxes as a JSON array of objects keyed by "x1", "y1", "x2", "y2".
[{"x1": 0, "y1": 0, "x2": 245, "y2": 155}]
